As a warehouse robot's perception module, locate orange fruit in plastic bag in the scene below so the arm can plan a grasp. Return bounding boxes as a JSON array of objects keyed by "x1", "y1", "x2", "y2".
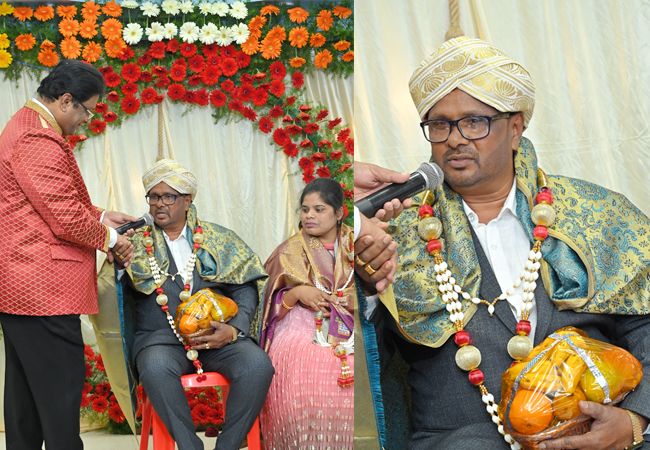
[
  {"x1": 552, "y1": 387, "x2": 586, "y2": 421},
  {"x1": 509, "y1": 389, "x2": 554, "y2": 434},
  {"x1": 178, "y1": 315, "x2": 199, "y2": 334}
]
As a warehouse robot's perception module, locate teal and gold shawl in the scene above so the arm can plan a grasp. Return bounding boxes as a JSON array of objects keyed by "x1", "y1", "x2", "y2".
[{"x1": 380, "y1": 137, "x2": 650, "y2": 347}]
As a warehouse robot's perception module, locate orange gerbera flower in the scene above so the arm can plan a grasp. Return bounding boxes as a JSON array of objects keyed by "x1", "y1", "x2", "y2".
[
  {"x1": 288, "y1": 7, "x2": 309, "y2": 23},
  {"x1": 81, "y1": 1, "x2": 101, "y2": 22},
  {"x1": 82, "y1": 42, "x2": 102, "y2": 63},
  {"x1": 38, "y1": 49, "x2": 59, "y2": 67},
  {"x1": 289, "y1": 57, "x2": 306, "y2": 68},
  {"x1": 57, "y1": 5, "x2": 77, "y2": 19},
  {"x1": 15, "y1": 33, "x2": 36, "y2": 51},
  {"x1": 102, "y1": 1, "x2": 122, "y2": 18},
  {"x1": 334, "y1": 40, "x2": 350, "y2": 51},
  {"x1": 60, "y1": 37, "x2": 82, "y2": 59},
  {"x1": 13, "y1": 6, "x2": 33, "y2": 21},
  {"x1": 260, "y1": 5, "x2": 280, "y2": 16},
  {"x1": 101, "y1": 18, "x2": 123, "y2": 40},
  {"x1": 316, "y1": 10, "x2": 333, "y2": 31},
  {"x1": 314, "y1": 49, "x2": 333, "y2": 69},
  {"x1": 342, "y1": 51, "x2": 354, "y2": 62},
  {"x1": 40, "y1": 40, "x2": 56, "y2": 51},
  {"x1": 332, "y1": 6, "x2": 352, "y2": 19},
  {"x1": 288, "y1": 27, "x2": 308, "y2": 48},
  {"x1": 309, "y1": 33, "x2": 326, "y2": 48},
  {"x1": 266, "y1": 26, "x2": 286, "y2": 43},
  {"x1": 248, "y1": 15, "x2": 266, "y2": 38},
  {"x1": 105, "y1": 37, "x2": 126, "y2": 58},
  {"x1": 59, "y1": 19, "x2": 80, "y2": 37},
  {"x1": 34, "y1": 5, "x2": 54, "y2": 22},
  {"x1": 79, "y1": 20, "x2": 98, "y2": 39},
  {"x1": 260, "y1": 37, "x2": 281, "y2": 60},
  {"x1": 240, "y1": 35, "x2": 259, "y2": 56}
]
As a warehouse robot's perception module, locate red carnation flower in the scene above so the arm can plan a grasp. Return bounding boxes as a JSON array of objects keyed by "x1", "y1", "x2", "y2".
[
  {"x1": 299, "y1": 105, "x2": 312, "y2": 112},
  {"x1": 156, "y1": 75, "x2": 171, "y2": 88},
  {"x1": 302, "y1": 169, "x2": 315, "y2": 183},
  {"x1": 283, "y1": 141, "x2": 299, "y2": 158},
  {"x1": 319, "y1": 140, "x2": 333, "y2": 149},
  {"x1": 269, "y1": 105, "x2": 284, "y2": 118},
  {"x1": 210, "y1": 90, "x2": 227, "y2": 107},
  {"x1": 120, "y1": 64, "x2": 141, "y2": 83},
  {"x1": 170, "y1": 65, "x2": 187, "y2": 82},
  {"x1": 242, "y1": 107, "x2": 257, "y2": 122},
  {"x1": 300, "y1": 139, "x2": 313, "y2": 148},
  {"x1": 285, "y1": 124, "x2": 302, "y2": 135},
  {"x1": 292, "y1": 72, "x2": 304, "y2": 88},
  {"x1": 221, "y1": 80, "x2": 234, "y2": 93},
  {"x1": 167, "y1": 38, "x2": 180, "y2": 53},
  {"x1": 273, "y1": 128, "x2": 289, "y2": 146},
  {"x1": 296, "y1": 112, "x2": 311, "y2": 122},
  {"x1": 282, "y1": 115, "x2": 294, "y2": 123},
  {"x1": 339, "y1": 163, "x2": 352, "y2": 173},
  {"x1": 187, "y1": 74, "x2": 202, "y2": 86},
  {"x1": 222, "y1": 45, "x2": 236, "y2": 58},
  {"x1": 202, "y1": 43, "x2": 219, "y2": 56},
  {"x1": 253, "y1": 72, "x2": 267, "y2": 81},
  {"x1": 329, "y1": 150, "x2": 342, "y2": 160},
  {"x1": 152, "y1": 65, "x2": 168, "y2": 76},
  {"x1": 118, "y1": 47, "x2": 135, "y2": 61},
  {"x1": 235, "y1": 51, "x2": 250, "y2": 68},
  {"x1": 316, "y1": 109, "x2": 329, "y2": 121},
  {"x1": 269, "y1": 61, "x2": 287, "y2": 80},
  {"x1": 180, "y1": 42, "x2": 197, "y2": 58},
  {"x1": 317, "y1": 166, "x2": 331, "y2": 178},
  {"x1": 251, "y1": 88, "x2": 269, "y2": 106},
  {"x1": 201, "y1": 66, "x2": 221, "y2": 86},
  {"x1": 328, "y1": 118, "x2": 342, "y2": 129},
  {"x1": 298, "y1": 157, "x2": 315, "y2": 170},
  {"x1": 311, "y1": 152, "x2": 326, "y2": 162},
  {"x1": 140, "y1": 87, "x2": 156, "y2": 104},
  {"x1": 104, "y1": 72, "x2": 121, "y2": 88},
  {"x1": 121, "y1": 95, "x2": 141, "y2": 114},
  {"x1": 220, "y1": 58, "x2": 238, "y2": 77},
  {"x1": 173, "y1": 58, "x2": 188, "y2": 68},
  {"x1": 137, "y1": 53, "x2": 152, "y2": 66},
  {"x1": 258, "y1": 116, "x2": 274, "y2": 133},
  {"x1": 205, "y1": 426, "x2": 219, "y2": 437},
  {"x1": 103, "y1": 111, "x2": 117, "y2": 122},
  {"x1": 94, "y1": 103, "x2": 108, "y2": 113},
  {"x1": 238, "y1": 83, "x2": 253, "y2": 102},
  {"x1": 108, "y1": 402, "x2": 125, "y2": 423},
  {"x1": 88, "y1": 119, "x2": 106, "y2": 134},
  {"x1": 140, "y1": 70, "x2": 153, "y2": 82},
  {"x1": 91, "y1": 396, "x2": 109, "y2": 413},
  {"x1": 303, "y1": 123, "x2": 320, "y2": 134},
  {"x1": 98, "y1": 66, "x2": 113, "y2": 76},
  {"x1": 121, "y1": 82, "x2": 138, "y2": 96},
  {"x1": 269, "y1": 80, "x2": 285, "y2": 97},
  {"x1": 258, "y1": 82, "x2": 270, "y2": 90},
  {"x1": 167, "y1": 83, "x2": 186, "y2": 101},
  {"x1": 107, "y1": 91, "x2": 120, "y2": 102},
  {"x1": 285, "y1": 96, "x2": 296, "y2": 106},
  {"x1": 345, "y1": 139, "x2": 354, "y2": 155},
  {"x1": 240, "y1": 73, "x2": 253, "y2": 84},
  {"x1": 188, "y1": 55, "x2": 205, "y2": 73},
  {"x1": 150, "y1": 41, "x2": 166, "y2": 59},
  {"x1": 337, "y1": 127, "x2": 351, "y2": 143}
]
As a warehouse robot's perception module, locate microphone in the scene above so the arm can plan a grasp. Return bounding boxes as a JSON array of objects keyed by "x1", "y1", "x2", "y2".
[
  {"x1": 354, "y1": 162, "x2": 444, "y2": 218},
  {"x1": 115, "y1": 213, "x2": 154, "y2": 235}
]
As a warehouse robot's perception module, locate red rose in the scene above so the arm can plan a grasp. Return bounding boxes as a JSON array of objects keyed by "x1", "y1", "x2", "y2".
[
  {"x1": 273, "y1": 128, "x2": 289, "y2": 146},
  {"x1": 205, "y1": 426, "x2": 219, "y2": 437},
  {"x1": 311, "y1": 152, "x2": 326, "y2": 162},
  {"x1": 269, "y1": 80, "x2": 285, "y2": 97},
  {"x1": 258, "y1": 116, "x2": 274, "y2": 133},
  {"x1": 220, "y1": 57, "x2": 238, "y2": 77},
  {"x1": 180, "y1": 42, "x2": 197, "y2": 58},
  {"x1": 210, "y1": 90, "x2": 227, "y2": 107},
  {"x1": 269, "y1": 61, "x2": 286, "y2": 80},
  {"x1": 316, "y1": 166, "x2": 331, "y2": 178},
  {"x1": 104, "y1": 72, "x2": 121, "y2": 88},
  {"x1": 298, "y1": 157, "x2": 315, "y2": 170},
  {"x1": 251, "y1": 88, "x2": 268, "y2": 106},
  {"x1": 137, "y1": 53, "x2": 152, "y2": 66},
  {"x1": 103, "y1": 111, "x2": 117, "y2": 122},
  {"x1": 235, "y1": 51, "x2": 250, "y2": 69},
  {"x1": 269, "y1": 105, "x2": 284, "y2": 118},
  {"x1": 167, "y1": 38, "x2": 180, "y2": 53},
  {"x1": 328, "y1": 118, "x2": 342, "y2": 129},
  {"x1": 107, "y1": 91, "x2": 120, "y2": 102},
  {"x1": 140, "y1": 87, "x2": 156, "y2": 104},
  {"x1": 94, "y1": 103, "x2": 108, "y2": 113},
  {"x1": 302, "y1": 169, "x2": 315, "y2": 183},
  {"x1": 149, "y1": 41, "x2": 166, "y2": 59},
  {"x1": 167, "y1": 83, "x2": 186, "y2": 101},
  {"x1": 188, "y1": 55, "x2": 205, "y2": 73},
  {"x1": 283, "y1": 141, "x2": 299, "y2": 158},
  {"x1": 345, "y1": 138, "x2": 354, "y2": 155},
  {"x1": 292, "y1": 72, "x2": 304, "y2": 88},
  {"x1": 316, "y1": 109, "x2": 329, "y2": 121},
  {"x1": 121, "y1": 95, "x2": 141, "y2": 114},
  {"x1": 303, "y1": 123, "x2": 319, "y2": 134},
  {"x1": 88, "y1": 119, "x2": 106, "y2": 134},
  {"x1": 337, "y1": 127, "x2": 351, "y2": 143}
]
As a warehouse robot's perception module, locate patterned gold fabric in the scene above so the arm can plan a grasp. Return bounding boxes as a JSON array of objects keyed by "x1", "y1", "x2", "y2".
[
  {"x1": 408, "y1": 36, "x2": 535, "y2": 127},
  {"x1": 380, "y1": 137, "x2": 650, "y2": 347},
  {"x1": 141, "y1": 158, "x2": 198, "y2": 198}
]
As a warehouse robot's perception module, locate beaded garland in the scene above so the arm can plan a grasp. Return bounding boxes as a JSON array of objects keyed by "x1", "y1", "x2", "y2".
[
  {"x1": 144, "y1": 223, "x2": 207, "y2": 381},
  {"x1": 416, "y1": 178, "x2": 555, "y2": 450}
]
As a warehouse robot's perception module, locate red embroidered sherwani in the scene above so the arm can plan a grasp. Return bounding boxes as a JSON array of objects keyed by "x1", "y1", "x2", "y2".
[{"x1": 0, "y1": 101, "x2": 110, "y2": 316}]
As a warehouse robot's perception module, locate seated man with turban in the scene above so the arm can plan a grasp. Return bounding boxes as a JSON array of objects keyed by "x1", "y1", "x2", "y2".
[
  {"x1": 357, "y1": 37, "x2": 650, "y2": 450},
  {"x1": 113, "y1": 159, "x2": 274, "y2": 450}
]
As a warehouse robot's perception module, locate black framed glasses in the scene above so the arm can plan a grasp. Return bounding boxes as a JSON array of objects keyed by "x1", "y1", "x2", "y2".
[
  {"x1": 70, "y1": 94, "x2": 94, "y2": 120},
  {"x1": 145, "y1": 194, "x2": 187, "y2": 205},
  {"x1": 420, "y1": 112, "x2": 516, "y2": 143}
]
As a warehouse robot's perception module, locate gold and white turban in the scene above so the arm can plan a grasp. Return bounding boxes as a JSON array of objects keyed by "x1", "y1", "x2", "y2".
[
  {"x1": 142, "y1": 159, "x2": 198, "y2": 198},
  {"x1": 409, "y1": 36, "x2": 535, "y2": 128}
]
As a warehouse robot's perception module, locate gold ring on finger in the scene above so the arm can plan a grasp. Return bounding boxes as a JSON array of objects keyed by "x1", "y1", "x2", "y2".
[
  {"x1": 364, "y1": 264, "x2": 377, "y2": 276},
  {"x1": 205, "y1": 343, "x2": 210, "y2": 350},
  {"x1": 116, "y1": 252, "x2": 123, "y2": 258},
  {"x1": 355, "y1": 255, "x2": 368, "y2": 266}
]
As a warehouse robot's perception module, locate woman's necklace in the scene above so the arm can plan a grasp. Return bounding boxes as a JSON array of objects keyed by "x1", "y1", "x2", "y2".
[
  {"x1": 143, "y1": 223, "x2": 206, "y2": 380},
  {"x1": 416, "y1": 179, "x2": 556, "y2": 450}
]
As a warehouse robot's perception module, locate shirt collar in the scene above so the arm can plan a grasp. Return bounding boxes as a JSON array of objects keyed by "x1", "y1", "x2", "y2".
[
  {"x1": 162, "y1": 222, "x2": 189, "y2": 243},
  {"x1": 32, "y1": 98, "x2": 54, "y2": 119},
  {"x1": 462, "y1": 178, "x2": 518, "y2": 226}
]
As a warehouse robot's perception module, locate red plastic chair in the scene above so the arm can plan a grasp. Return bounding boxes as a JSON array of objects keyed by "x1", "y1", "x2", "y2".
[{"x1": 139, "y1": 372, "x2": 261, "y2": 450}]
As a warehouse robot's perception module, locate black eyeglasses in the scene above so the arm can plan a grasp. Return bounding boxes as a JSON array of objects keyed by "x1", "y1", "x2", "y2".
[
  {"x1": 420, "y1": 112, "x2": 516, "y2": 143},
  {"x1": 70, "y1": 94, "x2": 94, "y2": 120},
  {"x1": 145, "y1": 194, "x2": 187, "y2": 206}
]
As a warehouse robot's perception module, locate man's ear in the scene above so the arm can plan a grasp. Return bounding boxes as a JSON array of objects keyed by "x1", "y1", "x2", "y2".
[
  {"x1": 184, "y1": 194, "x2": 192, "y2": 211},
  {"x1": 510, "y1": 112, "x2": 525, "y2": 151}
]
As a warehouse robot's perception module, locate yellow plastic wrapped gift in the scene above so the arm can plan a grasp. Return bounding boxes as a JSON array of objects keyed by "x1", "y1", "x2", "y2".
[
  {"x1": 175, "y1": 288, "x2": 238, "y2": 345},
  {"x1": 497, "y1": 327, "x2": 642, "y2": 450}
]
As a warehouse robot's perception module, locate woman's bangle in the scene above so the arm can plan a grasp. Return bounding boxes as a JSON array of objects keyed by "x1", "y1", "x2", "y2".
[{"x1": 282, "y1": 298, "x2": 295, "y2": 310}]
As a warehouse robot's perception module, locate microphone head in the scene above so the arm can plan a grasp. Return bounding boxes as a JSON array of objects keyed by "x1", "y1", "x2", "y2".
[
  {"x1": 142, "y1": 213, "x2": 154, "y2": 226},
  {"x1": 416, "y1": 162, "x2": 444, "y2": 190}
]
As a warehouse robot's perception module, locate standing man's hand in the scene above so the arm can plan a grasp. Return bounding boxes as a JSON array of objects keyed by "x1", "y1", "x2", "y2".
[
  {"x1": 110, "y1": 234, "x2": 134, "y2": 268},
  {"x1": 102, "y1": 211, "x2": 139, "y2": 229},
  {"x1": 355, "y1": 214, "x2": 398, "y2": 294},
  {"x1": 354, "y1": 162, "x2": 413, "y2": 221}
]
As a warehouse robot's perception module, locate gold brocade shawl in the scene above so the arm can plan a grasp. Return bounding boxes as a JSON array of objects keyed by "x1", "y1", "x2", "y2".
[
  {"x1": 380, "y1": 137, "x2": 650, "y2": 347},
  {"x1": 261, "y1": 224, "x2": 355, "y2": 351}
]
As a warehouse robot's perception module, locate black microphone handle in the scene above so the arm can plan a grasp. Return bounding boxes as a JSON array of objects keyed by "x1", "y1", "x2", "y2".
[
  {"x1": 115, "y1": 218, "x2": 147, "y2": 235},
  {"x1": 355, "y1": 173, "x2": 427, "y2": 218}
]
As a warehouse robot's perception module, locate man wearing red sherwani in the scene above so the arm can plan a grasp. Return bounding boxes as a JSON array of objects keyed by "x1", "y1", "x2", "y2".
[{"x1": 0, "y1": 60, "x2": 136, "y2": 450}]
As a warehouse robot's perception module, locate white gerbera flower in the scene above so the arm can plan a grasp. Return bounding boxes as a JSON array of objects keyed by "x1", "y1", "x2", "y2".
[
  {"x1": 199, "y1": 23, "x2": 219, "y2": 45},
  {"x1": 179, "y1": 1, "x2": 194, "y2": 13},
  {"x1": 161, "y1": 0, "x2": 180, "y2": 15},
  {"x1": 163, "y1": 23, "x2": 178, "y2": 39},
  {"x1": 146, "y1": 22, "x2": 165, "y2": 42},
  {"x1": 199, "y1": 2, "x2": 213, "y2": 15},
  {"x1": 215, "y1": 25, "x2": 233, "y2": 46},
  {"x1": 140, "y1": 1, "x2": 160, "y2": 17},
  {"x1": 212, "y1": 2, "x2": 228, "y2": 17},
  {"x1": 229, "y1": 1, "x2": 248, "y2": 20},
  {"x1": 121, "y1": 0, "x2": 139, "y2": 9},
  {"x1": 179, "y1": 22, "x2": 200, "y2": 43},
  {"x1": 122, "y1": 23, "x2": 143, "y2": 45},
  {"x1": 231, "y1": 23, "x2": 250, "y2": 45}
]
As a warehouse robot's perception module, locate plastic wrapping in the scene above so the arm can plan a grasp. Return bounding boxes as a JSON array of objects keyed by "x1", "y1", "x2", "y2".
[
  {"x1": 498, "y1": 326, "x2": 642, "y2": 449},
  {"x1": 174, "y1": 289, "x2": 238, "y2": 345}
]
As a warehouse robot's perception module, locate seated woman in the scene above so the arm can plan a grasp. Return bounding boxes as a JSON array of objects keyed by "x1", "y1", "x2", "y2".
[{"x1": 260, "y1": 178, "x2": 354, "y2": 449}]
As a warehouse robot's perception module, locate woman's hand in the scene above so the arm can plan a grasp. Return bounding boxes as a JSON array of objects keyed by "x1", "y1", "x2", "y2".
[{"x1": 287, "y1": 286, "x2": 332, "y2": 317}]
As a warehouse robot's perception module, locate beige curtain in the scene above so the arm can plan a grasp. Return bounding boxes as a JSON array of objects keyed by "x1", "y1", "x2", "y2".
[{"x1": 355, "y1": 0, "x2": 650, "y2": 214}]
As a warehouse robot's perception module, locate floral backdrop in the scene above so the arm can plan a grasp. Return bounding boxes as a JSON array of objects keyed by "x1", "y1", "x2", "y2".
[{"x1": 0, "y1": 0, "x2": 354, "y2": 220}]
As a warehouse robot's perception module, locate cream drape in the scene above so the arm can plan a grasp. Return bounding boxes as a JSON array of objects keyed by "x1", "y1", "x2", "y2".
[{"x1": 356, "y1": 0, "x2": 650, "y2": 213}]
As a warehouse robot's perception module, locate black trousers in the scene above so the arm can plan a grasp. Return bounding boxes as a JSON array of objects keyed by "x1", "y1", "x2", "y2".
[{"x1": 0, "y1": 313, "x2": 85, "y2": 450}]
